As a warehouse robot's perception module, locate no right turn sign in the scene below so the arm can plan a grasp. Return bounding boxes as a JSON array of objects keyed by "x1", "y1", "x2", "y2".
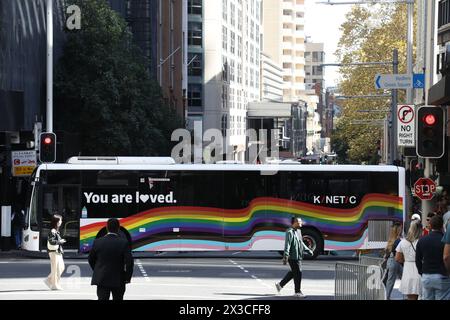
[{"x1": 397, "y1": 105, "x2": 415, "y2": 147}]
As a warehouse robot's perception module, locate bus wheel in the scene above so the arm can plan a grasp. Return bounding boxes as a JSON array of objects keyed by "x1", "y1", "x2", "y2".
[{"x1": 302, "y1": 229, "x2": 323, "y2": 260}]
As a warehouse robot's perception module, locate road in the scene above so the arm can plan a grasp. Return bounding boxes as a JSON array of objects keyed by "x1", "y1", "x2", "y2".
[{"x1": 0, "y1": 251, "x2": 402, "y2": 300}]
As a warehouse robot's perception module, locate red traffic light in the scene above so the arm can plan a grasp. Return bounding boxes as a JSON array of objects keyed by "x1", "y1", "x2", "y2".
[
  {"x1": 423, "y1": 114, "x2": 436, "y2": 126},
  {"x1": 44, "y1": 137, "x2": 52, "y2": 144}
]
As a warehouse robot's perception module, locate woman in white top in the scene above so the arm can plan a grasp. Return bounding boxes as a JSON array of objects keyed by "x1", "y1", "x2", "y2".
[{"x1": 395, "y1": 220, "x2": 422, "y2": 300}]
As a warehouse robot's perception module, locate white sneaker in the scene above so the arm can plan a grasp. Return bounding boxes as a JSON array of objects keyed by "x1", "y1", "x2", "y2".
[
  {"x1": 44, "y1": 279, "x2": 52, "y2": 290},
  {"x1": 275, "y1": 282, "x2": 282, "y2": 293},
  {"x1": 294, "y1": 291, "x2": 306, "y2": 298},
  {"x1": 53, "y1": 285, "x2": 63, "y2": 291}
]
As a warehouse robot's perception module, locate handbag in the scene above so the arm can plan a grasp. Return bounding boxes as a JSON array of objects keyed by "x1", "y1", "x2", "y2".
[{"x1": 47, "y1": 241, "x2": 59, "y2": 251}]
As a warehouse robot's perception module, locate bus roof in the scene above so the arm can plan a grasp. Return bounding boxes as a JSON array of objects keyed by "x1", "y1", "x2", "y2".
[{"x1": 36, "y1": 163, "x2": 403, "y2": 174}]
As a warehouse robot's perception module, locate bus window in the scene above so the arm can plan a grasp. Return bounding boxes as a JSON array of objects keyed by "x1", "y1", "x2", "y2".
[
  {"x1": 81, "y1": 171, "x2": 138, "y2": 219},
  {"x1": 223, "y1": 171, "x2": 264, "y2": 209},
  {"x1": 46, "y1": 170, "x2": 81, "y2": 185},
  {"x1": 179, "y1": 171, "x2": 224, "y2": 208},
  {"x1": 370, "y1": 172, "x2": 398, "y2": 195}
]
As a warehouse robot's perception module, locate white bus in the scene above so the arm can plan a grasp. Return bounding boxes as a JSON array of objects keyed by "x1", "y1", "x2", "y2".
[{"x1": 22, "y1": 157, "x2": 405, "y2": 258}]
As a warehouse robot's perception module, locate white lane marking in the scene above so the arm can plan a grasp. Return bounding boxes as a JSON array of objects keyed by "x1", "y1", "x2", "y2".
[
  {"x1": 136, "y1": 259, "x2": 151, "y2": 282},
  {"x1": 228, "y1": 259, "x2": 272, "y2": 290}
]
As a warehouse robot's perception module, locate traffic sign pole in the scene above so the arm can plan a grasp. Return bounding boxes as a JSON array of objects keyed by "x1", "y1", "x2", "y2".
[{"x1": 390, "y1": 49, "x2": 398, "y2": 165}]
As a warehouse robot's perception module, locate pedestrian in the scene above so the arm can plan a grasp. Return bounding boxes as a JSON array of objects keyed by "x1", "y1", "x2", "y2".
[
  {"x1": 275, "y1": 217, "x2": 313, "y2": 298},
  {"x1": 11, "y1": 205, "x2": 25, "y2": 249},
  {"x1": 88, "y1": 218, "x2": 134, "y2": 301},
  {"x1": 443, "y1": 203, "x2": 450, "y2": 232},
  {"x1": 443, "y1": 219, "x2": 450, "y2": 279},
  {"x1": 382, "y1": 222, "x2": 403, "y2": 300},
  {"x1": 422, "y1": 212, "x2": 436, "y2": 237},
  {"x1": 395, "y1": 220, "x2": 422, "y2": 300},
  {"x1": 415, "y1": 215, "x2": 450, "y2": 300},
  {"x1": 44, "y1": 214, "x2": 66, "y2": 290}
]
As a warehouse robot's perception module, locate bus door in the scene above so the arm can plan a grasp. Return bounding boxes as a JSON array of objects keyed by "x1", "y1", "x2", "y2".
[{"x1": 40, "y1": 185, "x2": 80, "y2": 250}]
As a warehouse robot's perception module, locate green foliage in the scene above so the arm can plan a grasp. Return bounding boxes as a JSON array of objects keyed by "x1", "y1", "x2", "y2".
[
  {"x1": 333, "y1": 4, "x2": 414, "y2": 164},
  {"x1": 55, "y1": 0, "x2": 182, "y2": 156}
]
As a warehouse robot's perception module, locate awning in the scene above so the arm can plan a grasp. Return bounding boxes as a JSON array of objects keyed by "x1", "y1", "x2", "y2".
[{"x1": 247, "y1": 102, "x2": 292, "y2": 118}]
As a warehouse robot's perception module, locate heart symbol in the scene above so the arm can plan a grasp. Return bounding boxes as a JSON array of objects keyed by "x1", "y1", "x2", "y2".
[{"x1": 140, "y1": 194, "x2": 149, "y2": 203}]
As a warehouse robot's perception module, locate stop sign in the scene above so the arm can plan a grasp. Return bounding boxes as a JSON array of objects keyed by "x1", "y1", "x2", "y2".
[{"x1": 414, "y1": 178, "x2": 437, "y2": 200}]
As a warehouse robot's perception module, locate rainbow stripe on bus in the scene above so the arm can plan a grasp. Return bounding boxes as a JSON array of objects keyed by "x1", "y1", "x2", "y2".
[{"x1": 79, "y1": 193, "x2": 402, "y2": 253}]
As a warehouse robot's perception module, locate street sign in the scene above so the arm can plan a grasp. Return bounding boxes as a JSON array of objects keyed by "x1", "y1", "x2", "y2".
[
  {"x1": 375, "y1": 74, "x2": 425, "y2": 90},
  {"x1": 375, "y1": 74, "x2": 412, "y2": 89},
  {"x1": 11, "y1": 150, "x2": 37, "y2": 177},
  {"x1": 397, "y1": 105, "x2": 415, "y2": 147},
  {"x1": 413, "y1": 178, "x2": 436, "y2": 200},
  {"x1": 413, "y1": 74, "x2": 425, "y2": 88}
]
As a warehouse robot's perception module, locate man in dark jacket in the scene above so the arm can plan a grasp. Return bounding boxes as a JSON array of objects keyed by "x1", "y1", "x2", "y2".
[
  {"x1": 415, "y1": 215, "x2": 450, "y2": 300},
  {"x1": 88, "y1": 218, "x2": 134, "y2": 300}
]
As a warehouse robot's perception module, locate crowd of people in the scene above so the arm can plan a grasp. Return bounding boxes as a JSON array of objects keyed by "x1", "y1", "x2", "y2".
[{"x1": 383, "y1": 191, "x2": 450, "y2": 300}]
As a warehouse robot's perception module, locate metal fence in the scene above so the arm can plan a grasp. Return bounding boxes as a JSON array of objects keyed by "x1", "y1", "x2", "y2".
[
  {"x1": 335, "y1": 262, "x2": 386, "y2": 300},
  {"x1": 359, "y1": 255, "x2": 385, "y2": 268}
]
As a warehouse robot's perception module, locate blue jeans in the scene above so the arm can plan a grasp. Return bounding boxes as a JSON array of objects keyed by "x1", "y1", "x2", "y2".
[
  {"x1": 384, "y1": 256, "x2": 403, "y2": 300},
  {"x1": 421, "y1": 274, "x2": 450, "y2": 300},
  {"x1": 14, "y1": 227, "x2": 22, "y2": 248}
]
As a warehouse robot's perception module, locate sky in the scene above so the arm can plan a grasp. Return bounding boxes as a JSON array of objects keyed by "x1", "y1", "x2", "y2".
[{"x1": 304, "y1": 0, "x2": 352, "y2": 88}]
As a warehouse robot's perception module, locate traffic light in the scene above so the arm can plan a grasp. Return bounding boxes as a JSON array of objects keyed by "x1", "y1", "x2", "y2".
[
  {"x1": 416, "y1": 106, "x2": 445, "y2": 158},
  {"x1": 39, "y1": 132, "x2": 56, "y2": 163}
]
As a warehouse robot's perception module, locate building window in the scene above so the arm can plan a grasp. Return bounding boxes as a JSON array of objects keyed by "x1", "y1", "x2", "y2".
[
  {"x1": 255, "y1": 48, "x2": 259, "y2": 66},
  {"x1": 255, "y1": 25, "x2": 259, "y2": 44},
  {"x1": 188, "y1": 53, "x2": 202, "y2": 77},
  {"x1": 312, "y1": 51, "x2": 324, "y2": 62},
  {"x1": 223, "y1": 0, "x2": 228, "y2": 22},
  {"x1": 250, "y1": 44, "x2": 254, "y2": 64},
  {"x1": 230, "y1": 3, "x2": 236, "y2": 27},
  {"x1": 238, "y1": 63, "x2": 243, "y2": 84},
  {"x1": 188, "y1": 84, "x2": 202, "y2": 109},
  {"x1": 221, "y1": 115, "x2": 228, "y2": 136},
  {"x1": 222, "y1": 26, "x2": 228, "y2": 51},
  {"x1": 256, "y1": 1, "x2": 260, "y2": 22},
  {"x1": 222, "y1": 56, "x2": 229, "y2": 82},
  {"x1": 230, "y1": 31, "x2": 235, "y2": 54},
  {"x1": 238, "y1": 9, "x2": 243, "y2": 32},
  {"x1": 255, "y1": 71, "x2": 259, "y2": 89},
  {"x1": 188, "y1": 22, "x2": 202, "y2": 46},
  {"x1": 312, "y1": 65, "x2": 323, "y2": 76},
  {"x1": 238, "y1": 36, "x2": 243, "y2": 57},
  {"x1": 250, "y1": 20, "x2": 255, "y2": 40},
  {"x1": 230, "y1": 59, "x2": 235, "y2": 82},
  {"x1": 188, "y1": 0, "x2": 202, "y2": 15},
  {"x1": 250, "y1": 69, "x2": 254, "y2": 87}
]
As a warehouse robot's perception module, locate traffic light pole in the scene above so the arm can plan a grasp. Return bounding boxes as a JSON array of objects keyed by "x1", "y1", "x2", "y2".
[
  {"x1": 390, "y1": 49, "x2": 399, "y2": 165},
  {"x1": 46, "y1": 0, "x2": 53, "y2": 133}
]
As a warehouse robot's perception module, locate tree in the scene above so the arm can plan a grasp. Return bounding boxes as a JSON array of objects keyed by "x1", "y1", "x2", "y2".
[
  {"x1": 333, "y1": 3, "x2": 413, "y2": 163},
  {"x1": 55, "y1": 0, "x2": 182, "y2": 156}
]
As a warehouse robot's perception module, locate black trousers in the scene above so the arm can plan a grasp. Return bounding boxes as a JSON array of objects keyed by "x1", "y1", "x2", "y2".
[
  {"x1": 97, "y1": 284, "x2": 126, "y2": 301},
  {"x1": 280, "y1": 259, "x2": 302, "y2": 293}
]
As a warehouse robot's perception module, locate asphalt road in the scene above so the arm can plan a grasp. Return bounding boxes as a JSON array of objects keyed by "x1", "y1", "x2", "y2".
[{"x1": 0, "y1": 251, "x2": 402, "y2": 300}]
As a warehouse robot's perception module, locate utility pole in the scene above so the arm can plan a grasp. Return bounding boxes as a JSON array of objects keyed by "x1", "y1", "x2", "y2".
[
  {"x1": 46, "y1": 0, "x2": 53, "y2": 133},
  {"x1": 421, "y1": 0, "x2": 437, "y2": 219},
  {"x1": 390, "y1": 49, "x2": 399, "y2": 165},
  {"x1": 406, "y1": 0, "x2": 414, "y2": 105}
]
